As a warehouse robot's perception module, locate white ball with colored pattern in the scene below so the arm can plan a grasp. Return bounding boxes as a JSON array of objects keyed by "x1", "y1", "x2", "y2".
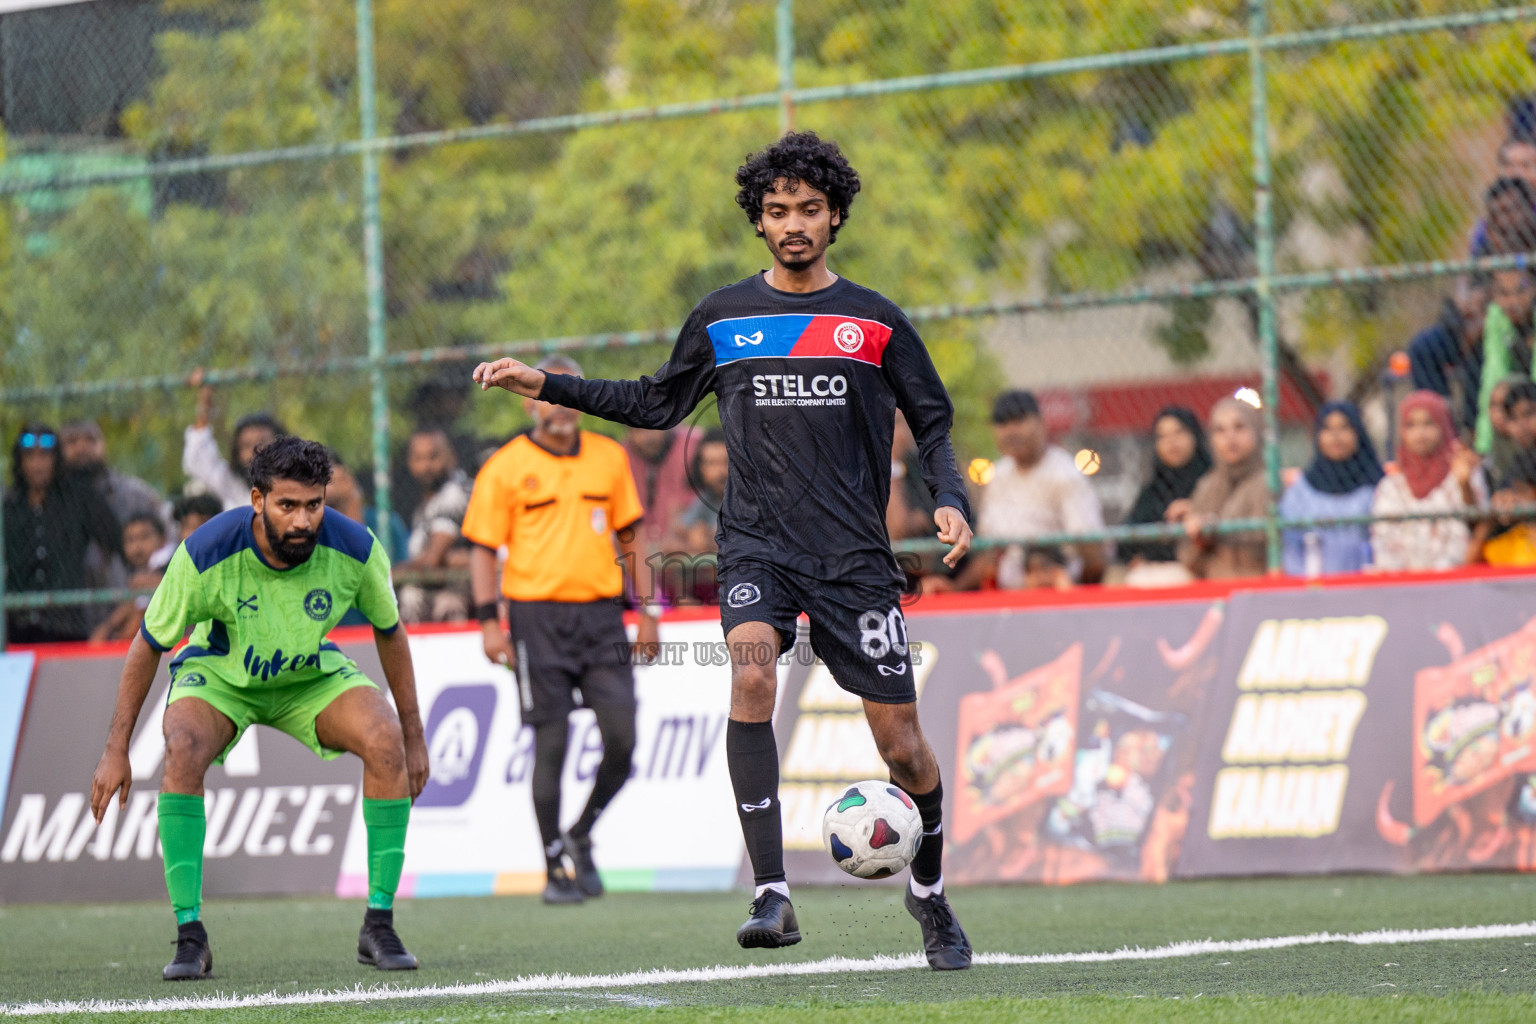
[{"x1": 822, "y1": 780, "x2": 923, "y2": 879}]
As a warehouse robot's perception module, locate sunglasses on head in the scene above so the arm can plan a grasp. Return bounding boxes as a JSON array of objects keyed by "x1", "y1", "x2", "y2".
[{"x1": 19, "y1": 432, "x2": 57, "y2": 450}]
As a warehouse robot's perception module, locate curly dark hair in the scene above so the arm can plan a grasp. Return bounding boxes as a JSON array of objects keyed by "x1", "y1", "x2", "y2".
[
  {"x1": 734, "y1": 130, "x2": 861, "y2": 241},
  {"x1": 248, "y1": 436, "x2": 333, "y2": 494}
]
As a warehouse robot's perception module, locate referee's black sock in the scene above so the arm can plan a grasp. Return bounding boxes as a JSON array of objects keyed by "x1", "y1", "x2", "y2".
[
  {"x1": 570, "y1": 702, "x2": 636, "y2": 840},
  {"x1": 531, "y1": 720, "x2": 570, "y2": 872},
  {"x1": 908, "y1": 779, "x2": 945, "y2": 891},
  {"x1": 727, "y1": 718, "x2": 786, "y2": 888}
]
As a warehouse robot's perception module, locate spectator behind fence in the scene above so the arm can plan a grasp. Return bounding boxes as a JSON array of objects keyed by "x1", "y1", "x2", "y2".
[
  {"x1": 1172, "y1": 397, "x2": 1268, "y2": 580},
  {"x1": 183, "y1": 381, "x2": 285, "y2": 509},
  {"x1": 326, "y1": 455, "x2": 409, "y2": 562},
  {"x1": 1119, "y1": 406, "x2": 1211, "y2": 567},
  {"x1": 1475, "y1": 268, "x2": 1536, "y2": 457},
  {"x1": 4, "y1": 423, "x2": 122, "y2": 644},
  {"x1": 59, "y1": 419, "x2": 166, "y2": 532},
  {"x1": 966, "y1": 390, "x2": 1106, "y2": 587},
  {"x1": 1472, "y1": 177, "x2": 1536, "y2": 259},
  {"x1": 1471, "y1": 148, "x2": 1536, "y2": 255},
  {"x1": 1279, "y1": 401, "x2": 1382, "y2": 577},
  {"x1": 393, "y1": 428, "x2": 473, "y2": 623},
  {"x1": 1477, "y1": 449, "x2": 1536, "y2": 567},
  {"x1": 671, "y1": 429, "x2": 727, "y2": 604},
  {"x1": 1408, "y1": 276, "x2": 1489, "y2": 437},
  {"x1": 622, "y1": 424, "x2": 701, "y2": 604},
  {"x1": 1021, "y1": 546, "x2": 1073, "y2": 591},
  {"x1": 89, "y1": 513, "x2": 168, "y2": 644},
  {"x1": 1372, "y1": 391, "x2": 1486, "y2": 572}
]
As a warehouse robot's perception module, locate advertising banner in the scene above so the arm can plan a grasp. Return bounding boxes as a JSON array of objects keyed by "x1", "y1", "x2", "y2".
[
  {"x1": 336, "y1": 620, "x2": 741, "y2": 897},
  {"x1": 1177, "y1": 578, "x2": 1536, "y2": 877},
  {"x1": 772, "y1": 599, "x2": 1221, "y2": 887},
  {"x1": 0, "y1": 648, "x2": 371, "y2": 903}
]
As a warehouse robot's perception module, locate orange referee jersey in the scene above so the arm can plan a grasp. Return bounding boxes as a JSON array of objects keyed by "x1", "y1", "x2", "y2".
[{"x1": 463, "y1": 430, "x2": 644, "y2": 603}]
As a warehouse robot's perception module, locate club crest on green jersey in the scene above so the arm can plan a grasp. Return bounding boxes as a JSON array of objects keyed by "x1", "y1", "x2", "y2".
[{"x1": 304, "y1": 588, "x2": 333, "y2": 621}]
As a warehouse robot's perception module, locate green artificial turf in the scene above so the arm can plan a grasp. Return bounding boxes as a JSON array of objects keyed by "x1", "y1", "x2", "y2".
[{"x1": 1, "y1": 874, "x2": 1534, "y2": 1022}]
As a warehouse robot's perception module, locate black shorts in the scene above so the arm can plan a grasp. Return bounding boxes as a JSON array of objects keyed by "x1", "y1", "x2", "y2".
[
  {"x1": 505, "y1": 599, "x2": 635, "y2": 725},
  {"x1": 718, "y1": 559, "x2": 916, "y2": 704}
]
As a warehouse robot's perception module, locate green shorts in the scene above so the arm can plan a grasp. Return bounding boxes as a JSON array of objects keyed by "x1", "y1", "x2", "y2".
[{"x1": 167, "y1": 648, "x2": 378, "y2": 764}]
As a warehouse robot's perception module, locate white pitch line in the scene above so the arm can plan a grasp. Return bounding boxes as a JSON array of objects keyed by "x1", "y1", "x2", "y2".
[{"x1": 4, "y1": 919, "x2": 1534, "y2": 1017}]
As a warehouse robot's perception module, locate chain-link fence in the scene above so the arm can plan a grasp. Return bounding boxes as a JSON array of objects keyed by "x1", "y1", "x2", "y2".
[{"x1": 3, "y1": 0, "x2": 1534, "y2": 644}]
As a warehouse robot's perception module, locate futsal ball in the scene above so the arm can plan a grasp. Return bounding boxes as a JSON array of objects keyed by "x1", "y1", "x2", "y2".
[{"x1": 822, "y1": 781, "x2": 923, "y2": 879}]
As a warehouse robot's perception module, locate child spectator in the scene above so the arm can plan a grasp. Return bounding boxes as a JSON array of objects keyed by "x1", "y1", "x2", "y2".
[
  {"x1": 1372, "y1": 392, "x2": 1485, "y2": 572},
  {"x1": 89, "y1": 513, "x2": 168, "y2": 643},
  {"x1": 1173, "y1": 397, "x2": 1269, "y2": 579},
  {"x1": 1475, "y1": 268, "x2": 1536, "y2": 456},
  {"x1": 1477, "y1": 450, "x2": 1536, "y2": 567},
  {"x1": 1280, "y1": 401, "x2": 1382, "y2": 577}
]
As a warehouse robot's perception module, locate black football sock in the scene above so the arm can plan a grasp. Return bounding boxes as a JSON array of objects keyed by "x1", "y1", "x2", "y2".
[
  {"x1": 531, "y1": 720, "x2": 570, "y2": 871},
  {"x1": 571, "y1": 703, "x2": 636, "y2": 840},
  {"x1": 909, "y1": 779, "x2": 945, "y2": 888},
  {"x1": 727, "y1": 718, "x2": 786, "y2": 887}
]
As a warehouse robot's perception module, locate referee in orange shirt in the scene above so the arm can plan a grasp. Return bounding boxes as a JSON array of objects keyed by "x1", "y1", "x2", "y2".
[{"x1": 464, "y1": 355, "x2": 661, "y2": 904}]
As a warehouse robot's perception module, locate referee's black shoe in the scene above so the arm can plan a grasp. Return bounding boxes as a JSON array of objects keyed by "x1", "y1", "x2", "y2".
[
  {"x1": 357, "y1": 908, "x2": 419, "y2": 970},
  {"x1": 562, "y1": 831, "x2": 603, "y2": 897},
  {"x1": 736, "y1": 890, "x2": 802, "y2": 949},
  {"x1": 162, "y1": 921, "x2": 212, "y2": 981},
  {"x1": 904, "y1": 886, "x2": 972, "y2": 970},
  {"x1": 542, "y1": 865, "x2": 586, "y2": 905}
]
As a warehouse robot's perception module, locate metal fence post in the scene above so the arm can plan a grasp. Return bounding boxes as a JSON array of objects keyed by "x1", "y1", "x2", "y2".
[
  {"x1": 1249, "y1": 0, "x2": 1283, "y2": 573},
  {"x1": 356, "y1": 0, "x2": 392, "y2": 540},
  {"x1": 777, "y1": 0, "x2": 795, "y2": 133}
]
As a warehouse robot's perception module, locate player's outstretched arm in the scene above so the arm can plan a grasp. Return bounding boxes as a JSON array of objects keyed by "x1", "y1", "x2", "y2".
[
  {"x1": 90, "y1": 633, "x2": 163, "y2": 823},
  {"x1": 374, "y1": 624, "x2": 430, "y2": 800},
  {"x1": 934, "y1": 506, "x2": 973, "y2": 569},
  {"x1": 472, "y1": 358, "x2": 545, "y2": 399}
]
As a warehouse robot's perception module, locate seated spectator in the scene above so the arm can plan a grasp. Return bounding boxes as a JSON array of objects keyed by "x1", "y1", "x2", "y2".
[
  {"x1": 394, "y1": 428, "x2": 473, "y2": 623},
  {"x1": 1120, "y1": 406, "x2": 1211, "y2": 566},
  {"x1": 89, "y1": 513, "x2": 168, "y2": 644},
  {"x1": 675, "y1": 429, "x2": 727, "y2": 557},
  {"x1": 1470, "y1": 149, "x2": 1536, "y2": 255},
  {"x1": 4, "y1": 423, "x2": 121, "y2": 644},
  {"x1": 1279, "y1": 401, "x2": 1382, "y2": 577},
  {"x1": 1021, "y1": 546, "x2": 1073, "y2": 591},
  {"x1": 1477, "y1": 450, "x2": 1536, "y2": 567},
  {"x1": 1408, "y1": 276, "x2": 1489, "y2": 438},
  {"x1": 1471, "y1": 177, "x2": 1536, "y2": 258},
  {"x1": 670, "y1": 429, "x2": 727, "y2": 604},
  {"x1": 59, "y1": 418, "x2": 166, "y2": 532},
  {"x1": 623, "y1": 423, "x2": 700, "y2": 604},
  {"x1": 1173, "y1": 397, "x2": 1269, "y2": 579},
  {"x1": 170, "y1": 493, "x2": 222, "y2": 546},
  {"x1": 887, "y1": 410, "x2": 949, "y2": 589},
  {"x1": 390, "y1": 370, "x2": 486, "y2": 525},
  {"x1": 947, "y1": 390, "x2": 1106, "y2": 590},
  {"x1": 183, "y1": 381, "x2": 285, "y2": 509},
  {"x1": 1475, "y1": 268, "x2": 1536, "y2": 456},
  {"x1": 326, "y1": 455, "x2": 409, "y2": 562},
  {"x1": 1372, "y1": 392, "x2": 1485, "y2": 572}
]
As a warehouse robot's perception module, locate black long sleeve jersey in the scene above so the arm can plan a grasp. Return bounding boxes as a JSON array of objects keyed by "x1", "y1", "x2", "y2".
[{"x1": 539, "y1": 272, "x2": 973, "y2": 586}]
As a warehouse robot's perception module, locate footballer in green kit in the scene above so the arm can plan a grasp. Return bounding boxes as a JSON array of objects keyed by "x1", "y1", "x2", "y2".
[{"x1": 90, "y1": 437, "x2": 430, "y2": 981}]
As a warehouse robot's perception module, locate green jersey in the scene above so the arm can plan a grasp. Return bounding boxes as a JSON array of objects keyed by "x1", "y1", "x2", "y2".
[{"x1": 141, "y1": 507, "x2": 400, "y2": 687}]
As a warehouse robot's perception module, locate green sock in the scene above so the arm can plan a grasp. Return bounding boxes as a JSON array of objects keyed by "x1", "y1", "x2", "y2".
[
  {"x1": 158, "y1": 793, "x2": 205, "y2": 925},
  {"x1": 363, "y1": 798, "x2": 411, "y2": 911}
]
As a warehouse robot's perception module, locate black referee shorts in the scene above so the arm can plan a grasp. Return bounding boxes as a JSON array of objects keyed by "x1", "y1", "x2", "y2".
[
  {"x1": 717, "y1": 559, "x2": 916, "y2": 704},
  {"x1": 505, "y1": 599, "x2": 635, "y2": 725}
]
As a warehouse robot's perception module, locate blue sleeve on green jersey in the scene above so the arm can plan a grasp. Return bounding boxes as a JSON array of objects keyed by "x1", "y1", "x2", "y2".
[
  {"x1": 355, "y1": 533, "x2": 401, "y2": 633},
  {"x1": 140, "y1": 546, "x2": 205, "y2": 651}
]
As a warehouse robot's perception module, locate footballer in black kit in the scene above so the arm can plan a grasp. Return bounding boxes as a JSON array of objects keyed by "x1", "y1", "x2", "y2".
[{"x1": 474, "y1": 131, "x2": 975, "y2": 970}]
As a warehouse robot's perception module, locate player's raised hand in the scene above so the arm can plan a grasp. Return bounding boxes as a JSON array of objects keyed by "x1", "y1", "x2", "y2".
[
  {"x1": 90, "y1": 745, "x2": 133, "y2": 824},
  {"x1": 934, "y1": 506, "x2": 973, "y2": 568},
  {"x1": 472, "y1": 358, "x2": 545, "y2": 398}
]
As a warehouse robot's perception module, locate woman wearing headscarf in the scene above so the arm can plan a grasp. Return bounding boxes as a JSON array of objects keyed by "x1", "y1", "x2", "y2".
[
  {"x1": 1121, "y1": 407, "x2": 1212, "y2": 565},
  {"x1": 1172, "y1": 397, "x2": 1270, "y2": 579},
  {"x1": 1280, "y1": 400, "x2": 1382, "y2": 577},
  {"x1": 1372, "y1": 391, "x2": 1485, "y2": 571}
]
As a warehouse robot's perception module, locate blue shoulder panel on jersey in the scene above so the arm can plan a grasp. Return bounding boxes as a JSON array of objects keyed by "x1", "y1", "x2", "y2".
[
  {"x1": 706, "y1": 315, "x2": 813, "y2": 366},
  {"x1": 316, "y1": 511, "x2": 374, "y2": 564},
  {"x1": 139, "y1": 620, "x2": 172, "y2": 653},
  {"x1": 183, "y1": 508, "x2": 257, "y2": 573}
]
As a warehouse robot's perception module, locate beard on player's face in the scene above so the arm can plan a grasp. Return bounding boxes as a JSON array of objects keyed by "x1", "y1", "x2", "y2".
[{"x1": 262, "y1": 507, "x2": 319, "y2": 565}]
